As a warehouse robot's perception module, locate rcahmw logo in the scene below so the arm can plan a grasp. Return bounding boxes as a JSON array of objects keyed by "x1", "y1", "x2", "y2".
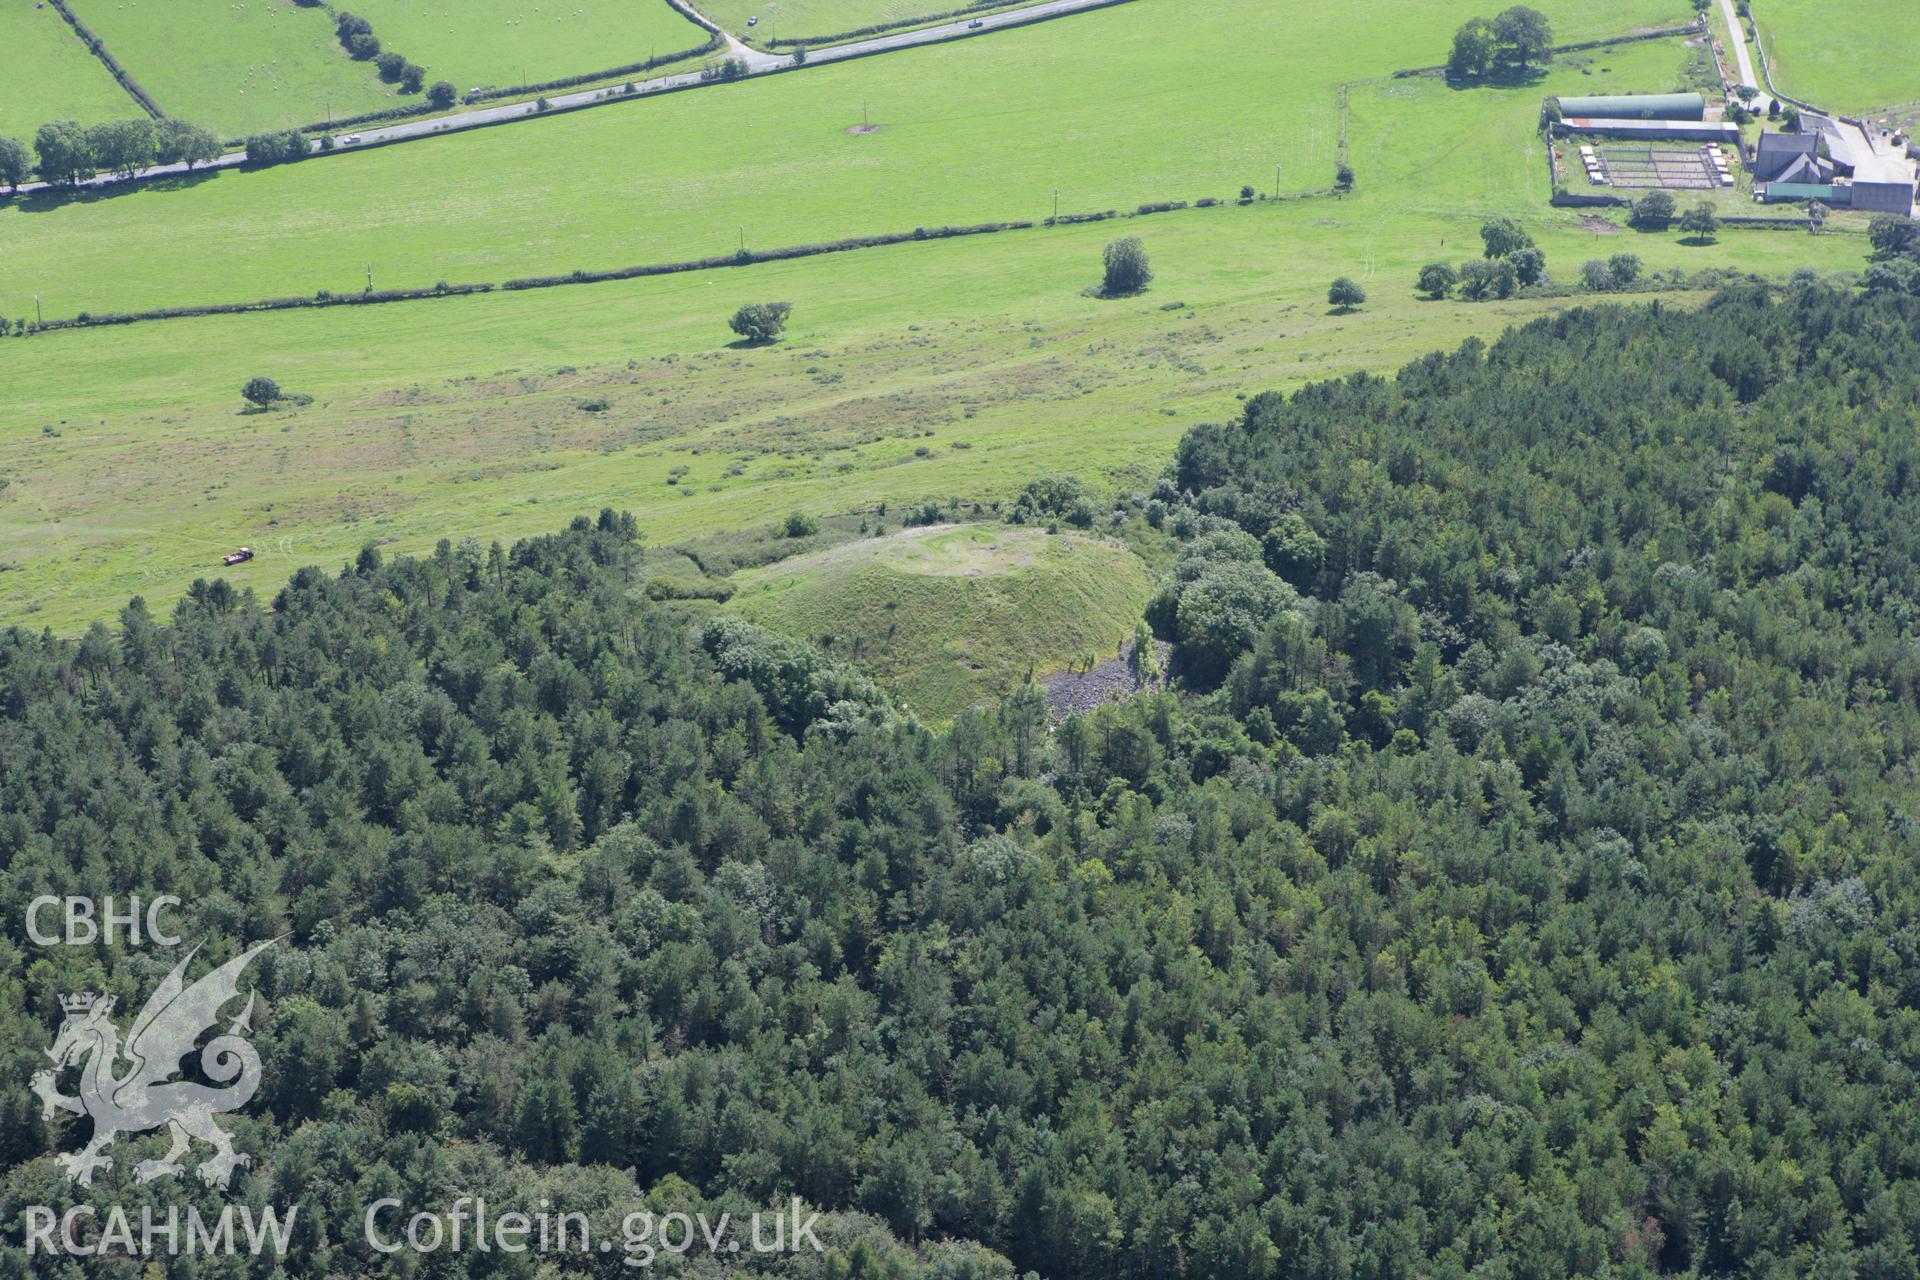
[{"x1": 23, "y1": 937, "x2": 299, "y2": 1260}]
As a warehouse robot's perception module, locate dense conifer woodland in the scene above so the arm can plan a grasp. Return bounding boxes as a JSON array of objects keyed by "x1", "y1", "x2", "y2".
[{"x1": 6, "y1": 282, "x2": 1920, "y2": 1279}]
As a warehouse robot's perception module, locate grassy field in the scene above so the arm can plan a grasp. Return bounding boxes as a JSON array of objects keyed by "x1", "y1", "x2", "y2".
[
  {"x1": 0, "y1": 0, "x2": 141, "y2": 131},
  {"x1": 0, "y1": 196, "x2": 1872, "y2": 634},
  {"x1": 729, "y1": 524, "x2": 1152, "y2": 716},
  {"x1": 0, "y1": 0, "x2": 1883, "y2": 636},
  {"x1": 59, "y1": 0, "x2": 399, "y2": 135},
  {"x1": 344, "y1": 0, "x2": 711, "y2": 94},
  {"x1": 701, "y1": 0, "x2": 1023, "y2": 43},
  {"x1": 1, "y1": 0, "x2": 1694, "y2": 319},
  {"x1": 1755, "y1": 0, "x2": 1919, "y2": 117}
]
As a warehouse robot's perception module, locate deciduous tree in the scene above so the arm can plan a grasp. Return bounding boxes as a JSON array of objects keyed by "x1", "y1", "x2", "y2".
[
  {"x1": 1100, "y1": 236, "x2": 1152, "y2": 295},
  {"x1": 33, "y1": 119, "x2": 94, "y2": 186},
  {"x1": 1480, "y1": 216, "x2": 1534, "y2": 258},
  {"x1": 87, "y1": 118, "x2": 155, "y2": 179},
  {"x1": 1417, "y1": 261, "x2": 1458, "y2": 298},
  {"x1": 1678, "y1": 201, "x2": 1720, "y2": 241},
  {"x1": 1492, "y1": 5, "x2": 1553, "y2": 68},
  {"x1": 0, "y1": 136, "x2": 28, "y2": 191},
  {"x1": 729, "y1": 301, "x2": 792, "y2": 344},
  {"x1": 153, "y1": 118, "x2": 222, "y2": 170},
  {"x1": 1630, "y1": 189, "x2": 1676, "y2": 227},
  {"x1": 1448, "y1": 17, "x2": 1496, "y2": 77}
]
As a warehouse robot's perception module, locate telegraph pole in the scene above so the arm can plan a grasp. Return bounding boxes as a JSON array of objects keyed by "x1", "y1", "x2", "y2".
[{"x1": 1274, "y1": 162, "x2": 1281, "y2": 198}]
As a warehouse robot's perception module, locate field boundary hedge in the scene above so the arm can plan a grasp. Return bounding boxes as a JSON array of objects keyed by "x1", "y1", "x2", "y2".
[
  {"x1": 822, "y1": 0, "x2": 1138, "y2": 64},
  {"x1": 1550, "y1": 191, "x2": 1629, "y2": 208},
  {"x1": 8, "y1": 0, "x2": 1122, "y2": 203},
  {"x1": 44, "y1": 0, "x2": 167, "y2": 119},
  {"x1": 1391, "y1": 22, "x2": 1704, "y2": 79},
  {"x1": 752, "y1": 0, "x2": 1037, "y2": 50},
  {"x1": 463, "y1": 38, "x2": 722, "y2": 104},
  {"x1": 498, "y1": 220, "x2": 1036, "y2": 289},
  {"x1": 30, "y1": 282, "x2": 496, "y2": 331},
  {"x1": 19, "y1": 193, "x2": 1250, "y2": 333},
  {"x1": 1546, "y1": 195, "x2": 1845, "y2": 235},
  {"x1": 1721, "y1": 214, "x2": 1823, "y2": 229},
  {"x1": 282, "y1": 35, "x2": 723, "y2": 138}
]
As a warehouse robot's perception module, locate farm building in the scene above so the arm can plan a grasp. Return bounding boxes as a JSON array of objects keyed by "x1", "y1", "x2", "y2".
[
  {"x1": 1556, "y1": 118, "x2": 1739, "y2": 143},
  {"x1": 1848, "y1": 180, "x2": 1916, "y2": 215},
  {"x1": 1555, "y1": 93, "x2": 1706, "y2": 121},
  {"x1": 1815, "y1": 118, "x2": 1917, "y2": 215},
  {"x1": 1758, "y1": 182, "x2": 1842, "y2": 205},
  {"x1": 1753, "y1": 131, "x2": 1821, "y2": 182}
]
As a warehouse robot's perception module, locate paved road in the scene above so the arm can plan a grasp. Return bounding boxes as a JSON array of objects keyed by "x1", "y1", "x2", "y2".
[
  {"x1": 671, "y1": 0, "x2": 788, "y2": 72},
  {"x1": 10, "y1": 0, "x2": 1121, "y2": 198},
  {"x1": 1716, "y1": 0, "x2": 1759, "y2": 91}
]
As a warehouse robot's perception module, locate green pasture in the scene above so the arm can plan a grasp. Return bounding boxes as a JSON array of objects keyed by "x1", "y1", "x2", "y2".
[
  {"x1": 0, "y1": 0, "x2": 140, "y2": 130},
  {"x1": 0, "y1": 192, "x2": 1872, "y2": 634},
  {"x1": 730, "y1": 524, "x2": 1153, "y2": 717},
  {"x1": 0, "y1": 0, "x2": 1883, "y2": 636},
  {"x1": 1755, "y1": 0, "x2": 1920, "y2": 117},
  {"x1": 2, "y1": 0, "x2": 1694, "y2": 319},
  {"x1": 59, "y1": 0, "x2": 399, "y2": 135},
  {"x1": 344, "y1": 0, "x2": 711, "y2": 94}
]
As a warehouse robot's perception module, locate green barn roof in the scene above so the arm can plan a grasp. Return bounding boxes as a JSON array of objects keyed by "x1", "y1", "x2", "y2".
[
  {"x1": 1761, "y1": 183, "x2": 1840, "y2": 202},
  {"x1": 1556, "y1": 93, "x2": 1706, "y2": 121}
]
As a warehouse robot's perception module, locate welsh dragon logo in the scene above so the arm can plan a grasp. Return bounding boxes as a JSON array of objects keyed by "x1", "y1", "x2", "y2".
[{"x1": 31, "y1": 939, "x2": 277, "y2": 1190}]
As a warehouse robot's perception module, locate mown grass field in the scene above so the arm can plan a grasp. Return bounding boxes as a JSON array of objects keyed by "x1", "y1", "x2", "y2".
[
  {"x1": 0, "y1": 196, "x2": 1872, "y2": 634},
  {"x1": 730, "y1": 524, "x2": 1153, "y2": 717},
  {"x1": 59, "y1": 0, "x2": 398, "y2": 135},
  {"x1": 344, "y1": 0, "x2": 711, "y2": 94},
  {"x1": 701, "y1": 0, "x2": 1022, "y2": 43},
  {"x1": 1755, "y1": 0, "x2": 1919, "y2": 117},
  {"x1": 2, "y1": 0, "x2": 1692, "y2": 318},
  {"x1": 0, "y1": 0, "x2": 140, "y2": 130}
]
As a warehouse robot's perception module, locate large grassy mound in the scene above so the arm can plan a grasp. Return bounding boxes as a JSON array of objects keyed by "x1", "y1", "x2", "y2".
[{"x1": 728, "y1": 523, "x2": 1151, "y2": 718}]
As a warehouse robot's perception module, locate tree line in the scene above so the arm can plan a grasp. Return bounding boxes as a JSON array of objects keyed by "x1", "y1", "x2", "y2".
[{"x1": 0, "y1": 117, "x2": 221, "y2": 189}]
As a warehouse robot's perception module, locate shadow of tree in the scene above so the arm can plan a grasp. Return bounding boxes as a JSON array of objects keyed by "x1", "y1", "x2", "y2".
[
  {"x1": 10, "y1": 169, "x2": 220, "y2": 214},
  {"x1": 1446, "y1": 63, "x2": 1550, "y2": 91}
]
